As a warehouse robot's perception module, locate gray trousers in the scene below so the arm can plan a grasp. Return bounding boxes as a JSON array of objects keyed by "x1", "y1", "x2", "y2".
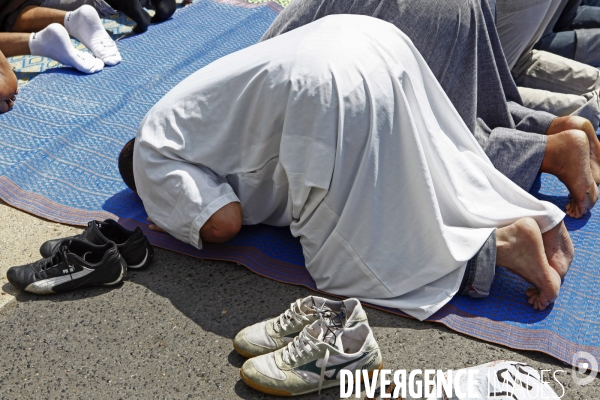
[
  {"x1": 261, "y1": 0, "x2": 544, "y2": 298},
  {"x1": 459, "y1": 231, "x2": 497, "y2": 298},
  {"x1": 496, "y1": 0, "x2": 600, "y2": 129},
  {"x1": 513, "y1": 49, "x2": 600, "y2": 129},
  {"x1": 496, "y1": 0, "x2": 563, "y2": 70}
]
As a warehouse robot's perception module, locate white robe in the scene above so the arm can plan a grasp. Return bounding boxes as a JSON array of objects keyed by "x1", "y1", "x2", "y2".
[{"x1": 133, "y1": 15, "x2": 564, "y2": 320}]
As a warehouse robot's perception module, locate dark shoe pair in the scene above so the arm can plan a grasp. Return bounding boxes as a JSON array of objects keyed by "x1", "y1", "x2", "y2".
[
  {"x1": 7, "y1": 220, "x2": 154, "y2": 295},
  {"x1": 7, "y1": 240, "x2": 127, "y2": 294},
  {"x1": 39, "y1": 219, "x2": 154, "y2": 271}
]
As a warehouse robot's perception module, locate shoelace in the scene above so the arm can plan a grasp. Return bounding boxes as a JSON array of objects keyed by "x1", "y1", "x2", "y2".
[
  {"x1": 272, "y1": 299, "x2": 312, "y2": 333},
  {"x1": 281, "y1": 330, "x2": 331, "y2": 395},
  {"x1": 273, "y1": 297, "x2": 339, "y2": 334},
  {"x1": 40, "y1": 244, "x2": 75, "y2": 281},
  {"x1": 38, "y1": 246, "x2": 67, "y2": 271}
]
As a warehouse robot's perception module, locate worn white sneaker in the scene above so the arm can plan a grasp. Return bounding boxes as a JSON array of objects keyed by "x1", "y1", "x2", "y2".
[
  {"x1": 240, "y1": 320, "x2": 382, "y2": 396},
  {"x1": 233, "y1": 296, "x2": 368, "y2": 358}
]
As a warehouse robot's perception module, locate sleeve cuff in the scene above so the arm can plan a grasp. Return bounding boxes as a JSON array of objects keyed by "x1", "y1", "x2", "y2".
[{"x1": 189, "y1": 192, "x2": 240, "y2": 250}]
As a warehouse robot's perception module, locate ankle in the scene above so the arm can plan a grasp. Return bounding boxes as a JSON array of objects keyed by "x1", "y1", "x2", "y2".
[
  {"x1": 541, "y1": 130, "x2": 588, "y2": 175},
  {"x1": 494, "y1": 226, "x2": 514, "y2": 267}
]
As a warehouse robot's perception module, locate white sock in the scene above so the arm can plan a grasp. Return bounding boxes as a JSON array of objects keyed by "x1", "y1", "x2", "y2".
[
  {"x1": 29, "y1": 24, "x2": 104, "y2": 74},
  {"x1": 64, "y1": 5, "x2": 122, "y2": 66}
]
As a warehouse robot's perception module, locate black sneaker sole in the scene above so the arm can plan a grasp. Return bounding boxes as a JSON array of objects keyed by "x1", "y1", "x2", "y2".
[{"x1": 24, "y1": 256, "x2": 128, "y2": 295}]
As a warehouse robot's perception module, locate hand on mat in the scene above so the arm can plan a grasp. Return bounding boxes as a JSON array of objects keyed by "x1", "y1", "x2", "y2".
[{"x1": 147, "y1": 217, "x2": 165, "y2": 233}]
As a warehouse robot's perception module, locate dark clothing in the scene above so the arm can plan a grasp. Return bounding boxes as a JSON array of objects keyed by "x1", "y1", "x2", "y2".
[
  {"x1": 535, "y1": 0, "x2": 600, "y2": 65},
  {"x1": 0, "y1": 0, "x2": 44, "y2": 32}
]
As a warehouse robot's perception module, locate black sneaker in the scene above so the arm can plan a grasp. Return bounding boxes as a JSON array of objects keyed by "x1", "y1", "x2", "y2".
[
  {"x1": 40, "y1": 219, "x2": 154, "y2": 270},
  {"x1": 7, "y1": 240, "x2": 127, "y2": 294}
]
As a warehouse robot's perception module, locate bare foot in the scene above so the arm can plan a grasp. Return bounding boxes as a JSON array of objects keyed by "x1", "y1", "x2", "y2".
[
  {"x1": 541, "y1": 130, "x2": 598, "y2": 218},
  {"x1": 541, "y1": 221, "x2": 574, "y2": 279},
  {"x1": 547, "y1": 116, "x2": 600, "y2": 185},
  {"x1": 496, "y1": 218, "x2": 562, "y2": 311}
]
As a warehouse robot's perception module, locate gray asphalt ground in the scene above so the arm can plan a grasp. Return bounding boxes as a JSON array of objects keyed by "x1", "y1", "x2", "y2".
[{"x1": 1, "y1": 202, "x2": 598, "y2": 399}]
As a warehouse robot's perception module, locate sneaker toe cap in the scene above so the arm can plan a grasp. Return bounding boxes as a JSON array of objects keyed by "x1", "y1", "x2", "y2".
[
  {"x1": 6, "y1": 266, "x2": 29, "y2": 290},
  {"x1": 240, "y1": 355, "x2": 293, "y2": 396},
  {"x1": 39, "y1": 239, "x2": 61, "y2": 258},
  {"x1": 233, "y1": 322, "x2": 276, "y2": 358}
]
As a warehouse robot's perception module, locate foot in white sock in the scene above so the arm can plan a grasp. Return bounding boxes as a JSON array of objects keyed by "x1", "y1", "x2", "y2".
[
  {"x1": 29, "y1": 24, "x2": 104, "y2": 74},
  {"x1": 64, "y1": 5, "x2": 122, "y2": 66}
]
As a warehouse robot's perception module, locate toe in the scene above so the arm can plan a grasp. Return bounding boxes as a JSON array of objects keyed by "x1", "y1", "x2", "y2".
[
  {"x1": 103, "y1": 54, "x2": 122, "y2": 66},
  {"x1": 91, "y1": 58, "x2": 105, "y2": 73}
]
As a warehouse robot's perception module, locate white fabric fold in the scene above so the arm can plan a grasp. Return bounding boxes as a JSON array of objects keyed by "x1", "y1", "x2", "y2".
[{"x1": 134, "y1": 15, "x2": 564, "y2": 320}]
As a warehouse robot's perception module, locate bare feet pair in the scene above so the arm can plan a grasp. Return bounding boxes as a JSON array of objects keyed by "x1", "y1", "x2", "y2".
[
  {"x1": 544, "y1": 116, "x2": 600, "y2": 218},
  {"x1": 496, "y1": 218, "x2": 573, "y2": 311}
]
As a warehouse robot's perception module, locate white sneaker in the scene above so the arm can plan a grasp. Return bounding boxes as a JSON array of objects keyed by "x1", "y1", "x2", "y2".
[
  {"x1": 233, "y1": 296, "x2": 368, "y2": 358},
  {"x1": 240, "y1": 320, "x2": 382, "y2": 396}
]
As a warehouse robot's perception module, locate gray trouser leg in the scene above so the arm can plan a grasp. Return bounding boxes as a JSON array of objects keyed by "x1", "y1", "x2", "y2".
[
  {"x1": 513, "y1": 50, "x2": 600, "y2": 95},
  {"x1": 484, "y1": 128, "x2": 547, "y2": 191},
  {"x1": 519, "y1": 86, "x2": 600, "y2": 130},
  {"x1": 575, "y1": 28, "x2": 600, "y2": 66},
  {"x1": 459, "y1": 231, "x2": 497, "y2": 298}
]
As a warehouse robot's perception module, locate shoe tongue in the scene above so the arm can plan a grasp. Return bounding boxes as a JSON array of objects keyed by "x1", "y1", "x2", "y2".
[
  {"x1": 305, "y1": 320, "x2": 327, "y2": 342},
  {"x1": 299, "y1": 296, "x2": 320, "y2": 314},
  {"x1": 333, "y1": 331, "x2": 345, "y2": 352},
  {"x1": 305, "y1": 320, "x2": 344, "y2": 350},
  {"x1": 300, "y1": 297, "x2": 335, "y2": 318}
]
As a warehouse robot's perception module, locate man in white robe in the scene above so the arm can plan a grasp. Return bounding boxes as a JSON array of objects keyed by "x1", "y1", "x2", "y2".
[{"x1": 119, "y1": 15, "x2": 573, "y2": 320}]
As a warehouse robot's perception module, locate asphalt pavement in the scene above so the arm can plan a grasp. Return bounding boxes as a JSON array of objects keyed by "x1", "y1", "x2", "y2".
[{"x1": 0, "y1": 204, "x2": 598, "y2": 399}]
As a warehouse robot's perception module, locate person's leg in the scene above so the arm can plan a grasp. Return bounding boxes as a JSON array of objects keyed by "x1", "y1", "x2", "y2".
[
  {"x1": 39, "y1": 0, "x2": 116, "y2": 17},
  {"x1": 513, "y1": 50, "x2": 600, "y2": 95},
  {"x1": 518, "y1": 86, "x2": 600, "y2": 131},
  {"x1": 458, "y1": 231, "x2": 496, "y2": 299},
  {"x1": 495, "y1": 0, "x2": 556, "y2": 70},
  {"x1": 495, "y1": 218, "x2": 570, "y2": 310},
  {"x1": 0, "y1": 28, "x2": 104, "y2": 74},
  {"x1": 199, "y1": 202, "x2": 242, "y2": 243},
  {"x1": 10, "y1": 5, "x2": 66, "y2": 32},
  {"x1": 11, "y1": 5, "x2": 120, "y2": 65},
  {"x1": 63, "y1": 5, "x2": 121, "y2": 65},
  {"x1": 541, "y1": 128, "x2": 598, "y2": 217},
  {"x1": 534, "y1": 30, "x2": 577, "y2": 59},
  {"x1": 0, "y1": 33, "x2": 31, "y2": 57},
  {"x1": 582, "y1": 0, "x2": 600, "y2": 5},
  {"x1": 537, "y1": 28, "x2": 600, "y2": 66},
  {"x1": 535, "y1": 6, "x2": 600, "y2": 65},
  {"x1": 554, "y1": 0, "x2": 582, "y2": 32},
  {"x1": 460, "y1": 217, "x2": 573, "y2": 310},
  {"x1": 571, "y1": 4, "x2": 600, "y2": 29},
  {"x1": 572, "y1": 28, "x2": 600, "y2": 65},
  {"x1": 547, "y1": 115, "x2": 600, "y2": 184}
]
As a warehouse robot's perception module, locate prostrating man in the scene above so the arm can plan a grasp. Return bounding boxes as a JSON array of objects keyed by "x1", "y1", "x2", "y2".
[
  {"x1": 260, "y1": 0, "x2": 600, "y2": 219},
  {"x1": 0, "y1": 3, "x2": 122, "y2": 112},
  {"x1": 119, "y1": 15, "x2": 573, "y2": 320}
]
